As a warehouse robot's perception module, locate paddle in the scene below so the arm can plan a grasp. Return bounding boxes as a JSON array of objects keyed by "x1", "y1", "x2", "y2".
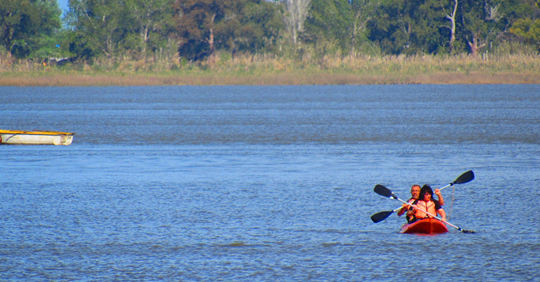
[
  {"x1": 438, "y1": 170, "x2": 475, "y2": 191},
  {"x1": 371, "y1": 206, "x2": 403, "y2": 223},
  {"x1": 373, "y1": 184, "x2": 475, "y2": 233},
  {"x1": 370, "y1": 170, "x2": 475, "y2": 223},
  {"x1": 370, "y1": 184, "x2": 413, "y2": 223}
]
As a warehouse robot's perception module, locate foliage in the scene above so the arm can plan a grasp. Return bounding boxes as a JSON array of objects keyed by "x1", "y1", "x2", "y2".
[
  {"x1": 173, "y1": 0, "x2": 282, "y2": 61},
  {"x1": 306, "y1": 0, "x2": 352, "y2": 55},
  {"x1": 124, "y1": 0, "x2": 176, "y2": 58},
  {"x1": 510, "y1": 18, "x2": 540, "y2": 49},
  {"x1": 66, "y1": 0, "x2": 126, "y2": 59},
  {"x1": 282, "y1": 0, "x2": 311, "y2": 45},
  {"x1": 367, "y1": 0, "x2": 443, "y2": 55},
  {"x1": 66, "y1": 0, "x2": 175, "y2": 60},
  {"x1": 0, "y1": 0, "x2": 61, "y2": 59},
  {"x1": 3, "y1": 0, "x2": 540, "y2": 62},
  {"x1": 233, "y1": 0, "x2": 283, "y2": 54}
]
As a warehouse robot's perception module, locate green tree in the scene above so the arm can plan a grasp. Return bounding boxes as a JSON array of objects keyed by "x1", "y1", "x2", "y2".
[
  {"x1": 306, "y1": 0, "x2": 353, "y2": 55},
  {"x1": 0, "y1": 0, "x2": 61, "y2": 59},
  {"x1": 66, "y1": 0, "x2": 128, "y2": 59},
  {"x1": 282, "y1": 0, "x2": 311, "y2": 45},
  {"x1": 173, "y1": 0, "x2": 241, "y2": 60},
  {"x1": 457, "y1": 0, "x2": 536, "y2": 56},
  {"x1": 123, "y1": 0, "x2": 175, "y2": 59},
  {"x1": 349, "y1": 0, "x2": 381, "y2": 55},
  {"x1": 510, "y1": 18, "x2": 540, "y2": 47},
  {"x1": 305, "y1": 0, "x2": 382, "y2": 56},
  {"x1": 413, "y1": 0, "x2": 448, "y2": 54},
  {"x1": 459, "y1": 0, "x2": 497, "y2": 56},
  {"x1": 368, "y1": 0, "x2": 435, "y2": 54},
  {"x1": 367, "y1": 0, "x2": 538, "y2": 56},
  {"x1": 226, "y1": 0, "x2": 283, "y2": 55},
  {"x1": 494, "y1": 0, "x2": 540, "y2": 48},
  {"x1": 173, "y1": 0, "x2": 281, "y2": 60}
]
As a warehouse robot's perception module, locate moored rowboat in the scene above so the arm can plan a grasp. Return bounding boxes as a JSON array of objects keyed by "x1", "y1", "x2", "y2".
[
  {"x1": 400, "y1": 218, "x2": 448, "y2": 234},
  {"x1": 0, "y1": 129, "x2": 74, "y2": 145}
]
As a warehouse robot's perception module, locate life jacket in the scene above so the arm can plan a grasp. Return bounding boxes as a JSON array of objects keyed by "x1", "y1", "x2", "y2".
[{"x1": 412, "y1": 199, "x2": 441, "y2": 219}]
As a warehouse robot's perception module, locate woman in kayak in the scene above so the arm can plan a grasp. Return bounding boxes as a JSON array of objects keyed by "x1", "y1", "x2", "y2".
[
  {"x1": 399, "y1": 184, "x2": 445, "y2": 223},
  {"x1": 411, "y1": 185, "x2": 446, "y2": 223}
]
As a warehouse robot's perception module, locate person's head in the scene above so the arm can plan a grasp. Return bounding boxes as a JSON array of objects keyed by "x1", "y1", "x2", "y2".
[
  {"x1": 419, "y1": 185, "x2": 434, "y2": 201},
  {"x1": 410, "y1": 185, "x2": 421, "y2": 199}
]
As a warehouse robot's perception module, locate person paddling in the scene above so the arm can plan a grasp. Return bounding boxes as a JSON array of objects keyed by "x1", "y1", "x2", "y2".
[
  {"x1": 397, "y1": 185, "x2": 420, "y2": 222},
  {"x1": 411, "y1": 185, "x2": 446, "y2": 223},
  {"x1": 398, "y1": 184, "x2": 445, "y2": 223}
]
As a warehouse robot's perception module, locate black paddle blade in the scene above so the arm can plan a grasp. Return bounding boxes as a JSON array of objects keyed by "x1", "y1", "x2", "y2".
[
  {"x1": 374, "y1": 184, "x2": 393, "y2": 198},
  {"x1": 452, "y1": 170, "x2": 475, "y2": 185},
  {"x1": 371, "y1": 211, "x2": 393, "y2": 223}
]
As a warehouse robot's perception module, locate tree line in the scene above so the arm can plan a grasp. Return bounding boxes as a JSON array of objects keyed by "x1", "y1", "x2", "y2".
[{"x1": 2, "y1": 0, "x2": 540, "y2": 62}]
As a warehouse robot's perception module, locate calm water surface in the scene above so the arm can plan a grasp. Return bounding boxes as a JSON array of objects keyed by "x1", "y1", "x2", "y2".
[{"x1": 1, "y1": 85, "x2": 539, "y2": 280}]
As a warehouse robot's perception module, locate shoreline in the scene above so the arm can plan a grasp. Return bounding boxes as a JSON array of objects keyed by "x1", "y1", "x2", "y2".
[
  {"x1": 2, "y1": 72, "x2": 540, "y2": 86},
  {"x1": 3, "y1": 54, "x2": 540, "y2": 86}
]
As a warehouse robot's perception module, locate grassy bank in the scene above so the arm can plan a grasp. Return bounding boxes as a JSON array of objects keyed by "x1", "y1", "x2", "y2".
[{"x1": 2, "y1": 53, "x2": 540, "y2": 86}]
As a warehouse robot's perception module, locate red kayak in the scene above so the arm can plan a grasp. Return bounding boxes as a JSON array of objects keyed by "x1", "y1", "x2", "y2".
[{"x1": 400, "y1": 218, "x2": 449, "y2": 234}]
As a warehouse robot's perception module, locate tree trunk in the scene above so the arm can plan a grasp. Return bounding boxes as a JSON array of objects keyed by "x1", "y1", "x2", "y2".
[
  {"x1": 468, "y1": 34, "x2": 485, "y2": 57},
  {"x1": 351, "y1": 20, "x2": 357, "y2": 56},
  {"x1": 208, "y1": 13, "x2": 216, "y2": 56},
  {"x1": 142, "y1": 25, "x2": 148, "y2": 58},
  {"x1": 283, "y1": 0, "x2": 311, "y2": 45},
  {"x1": 445, "y1": 0, "x2": 458, "y2": 53},
  {"x1": 208, "y1": 28, "x2": 214, "y2": 55}
]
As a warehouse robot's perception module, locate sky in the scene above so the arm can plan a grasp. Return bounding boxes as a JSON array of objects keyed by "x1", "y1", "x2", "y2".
[{"x1": 57, "y1": 0, "x2": 69, "y2": 14}]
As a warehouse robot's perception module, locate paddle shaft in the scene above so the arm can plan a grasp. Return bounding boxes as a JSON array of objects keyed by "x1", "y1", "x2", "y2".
[
  {"x1": 438, "y1": 182, "x2": 460, "y2": 192},
  {"x1": 438, "y1": 183, "x2": 452, "y2": 191}
]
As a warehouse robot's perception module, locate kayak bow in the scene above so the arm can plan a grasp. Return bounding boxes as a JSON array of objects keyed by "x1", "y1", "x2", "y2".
[{"x1": 400, "y1": 218, "x2": 449, "y2": 235}]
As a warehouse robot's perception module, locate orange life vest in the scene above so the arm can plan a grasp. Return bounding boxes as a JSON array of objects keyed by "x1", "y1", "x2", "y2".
[{"x1": 414, "y1": 200, "x2": 438, "y2": 219}]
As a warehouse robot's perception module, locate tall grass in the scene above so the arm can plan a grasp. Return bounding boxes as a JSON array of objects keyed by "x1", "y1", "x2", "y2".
[{"x1": 1, "y1": 51, "x2": 540, "y2": 85}]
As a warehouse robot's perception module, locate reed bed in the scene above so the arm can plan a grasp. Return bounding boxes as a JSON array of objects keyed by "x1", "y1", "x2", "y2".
[{"x1": 1, "y1": 53, "x2": 540, "y2": 86}]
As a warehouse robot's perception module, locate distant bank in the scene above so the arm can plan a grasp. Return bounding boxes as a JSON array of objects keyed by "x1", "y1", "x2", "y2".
[
  {"x1": 2, "y1": 54, "x2": 540, "y2": 86},
  {"x1": 2, "y1": 73, "x2": 540, "y2": 86}
]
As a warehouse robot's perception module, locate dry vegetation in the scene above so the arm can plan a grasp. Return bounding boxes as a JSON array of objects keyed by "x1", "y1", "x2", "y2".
[{"x1": 1, "y1": 52, "x2": 540, "y2": 86}]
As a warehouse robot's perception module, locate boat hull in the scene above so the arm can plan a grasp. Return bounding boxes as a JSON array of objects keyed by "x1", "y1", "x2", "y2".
[
  {"x1": 400, "y1": 218, "x2": 449, "y2": 234},
  {"x1": 0, "y1": 130, "x2": 74, "y2": 145}
]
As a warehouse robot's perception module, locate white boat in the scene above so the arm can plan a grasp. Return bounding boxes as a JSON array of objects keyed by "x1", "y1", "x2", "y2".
[{"x1": 0, "y1": 129, "x2": 74, "y2": 145}]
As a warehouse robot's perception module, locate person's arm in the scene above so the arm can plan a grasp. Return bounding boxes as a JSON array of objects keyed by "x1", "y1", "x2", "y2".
[
  {"x1": 434, "y1": 188, "x2": 445, "y2": 206},
  {"x1": 397, "y1": 204, "x2": 408, "y2": 216},
  {"x1": 438, "y1": 208, "x2": 446, "y2": 222},
  {"x1": 406, "y1": 208, "x2": 416, "y2": 219}
]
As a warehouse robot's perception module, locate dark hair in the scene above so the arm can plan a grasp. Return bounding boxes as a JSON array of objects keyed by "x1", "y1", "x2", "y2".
[{"x1": 419, "y1": 185, "x2": 434, "y2": 200}]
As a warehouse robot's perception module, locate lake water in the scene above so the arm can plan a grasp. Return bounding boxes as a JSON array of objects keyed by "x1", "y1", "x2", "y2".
[{"x1": 1, "y1": 85, "x2": 539, "y2": 280}]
